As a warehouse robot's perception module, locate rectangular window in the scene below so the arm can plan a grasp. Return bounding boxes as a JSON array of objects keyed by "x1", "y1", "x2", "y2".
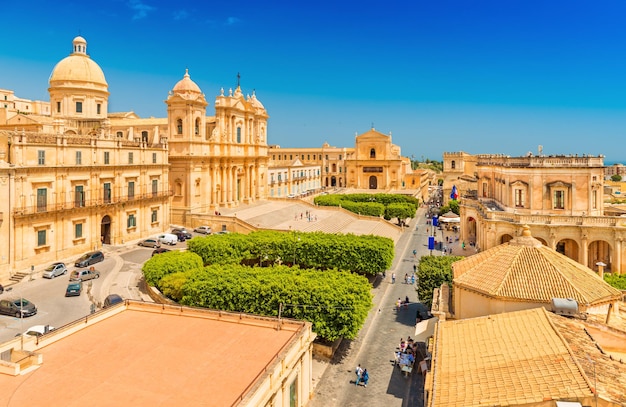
[
  {"x1": 151, "y1": 209, "x2": 158, "y2": 223},
  {"x1": 76, "y1": 101, "x2": 82, "y2": 113},
  {"x1": 236, "y1": 127, "x2": 241, "y2": 143},
  {"x1": 38, "y1": 150, "x2": 45, "y2": 165},
  {"x1": 152, "y1": 179, "x2": 158, "y2": 196},
  {"x1": 272, "y1": 155, "x2": 275, "y2": 160},
  {"x1": 290, "y1": 155, "x2": 293, "y2": 160},
  {"x1": 128, "y1": 152, "x2": 134, "y2": 164},
  {"x1": 307, "y1": 154, "x2": 310, "y2": 160},
  {"x1": 76, "y1": 151, "x2": 82, "y2": 165},
  {"x1": 301, "y1": 155, "x2": 304, "y2": 160},
  {"x1": 56, "y1": 101, "x2": 61, "y2": 113},
  {"x1": 37, "y1": 188, "x2": 47, "y2": 212},
  {"x1": 325, "y1": 166, "x2": 329, "y2": 173},
  {"x1": 75, "y1": 185, "x2": 85, "y2": 207},
  {"x1": 75, "y1": 223, "x2": 83, "y2": 238},
  {"x1": 104, "y1": 151, "x2": 110, "y2": 164},
  {"x1": 339, "y1": 167, "x2": 342, "y2": 173},
  {"x1": 152, "y1": 153, "x2": 157, "y2": 164},
  {"x1": 128, "y1": 182, "x2": 135, "y2": 199},
  {"x1": 103, "y1": 183, "x2": 112, "y2": 204},
  {"x1": 37, "y1": 230, "x2": 47, "y2": 246},
  {"x1": 127, "y1": 214, "x2": 136, "y2": 228},
  {"x1": 339, "y1": 155, "x2": 342, "y2": 160},
  {"x1": 325, "y1": 154, "x2": 329, "y2": 160},
  {"x1": 554, "y1": 190, "x2": 565, "y2": 209},
  {"x1": 515, "y1": 189, "x2": 524, "y2": 208},
  {"x1": 97, "y1": 103, "x2": 101, "y2": 115}
]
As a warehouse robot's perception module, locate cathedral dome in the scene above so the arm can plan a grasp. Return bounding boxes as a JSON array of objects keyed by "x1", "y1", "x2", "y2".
[
  {"x1": 172, "y1": 69, "x2": 202, "y2": 94},
  {"x1": 49, "y1": 36, "x2": 107, "y2": 88}
]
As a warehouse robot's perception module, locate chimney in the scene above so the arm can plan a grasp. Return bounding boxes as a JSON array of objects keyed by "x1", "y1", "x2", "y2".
[{"x1": 596, "y1": 262, "x2": 607, "y2": 279}]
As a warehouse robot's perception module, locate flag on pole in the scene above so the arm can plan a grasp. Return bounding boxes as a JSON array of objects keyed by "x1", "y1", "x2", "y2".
[{"x1": 450, "y1": 185, "x2": 459, "y2": 200}]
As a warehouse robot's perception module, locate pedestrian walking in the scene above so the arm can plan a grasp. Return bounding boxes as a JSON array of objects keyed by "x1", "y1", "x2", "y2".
[
  {"x1": 355, "y1": 364, "x2": 363, "y2": 386},
  {"x1": 391, "y1": 273, "x2": 396, "y2": 284},
  {"x1": 396, "y1": 298, "x2": 402, "y2": 310},
  {"x1": 404, "y1": 295, "x2": 409, "y2": 309},
  {"x1": 362, "y1": 369, "x2": 369, "y2": 387},
  {"x1": 404, "y1": 273, "x2": 408, "y2": 284}
]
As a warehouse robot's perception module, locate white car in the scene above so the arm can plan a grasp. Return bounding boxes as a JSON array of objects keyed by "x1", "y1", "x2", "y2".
[{"x1": 20, "y1": 325, "x2": 54, "y2": 338}]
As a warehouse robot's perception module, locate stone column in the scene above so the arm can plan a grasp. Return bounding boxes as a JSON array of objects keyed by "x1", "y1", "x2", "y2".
[{"x1": 581, "y1": 235, "x2": 589, "y2": 268}]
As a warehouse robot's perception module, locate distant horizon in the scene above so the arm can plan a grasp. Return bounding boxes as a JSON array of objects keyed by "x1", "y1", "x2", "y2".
[{"x1": 2, "y1": 1, "x2": 626, "y2": 163}]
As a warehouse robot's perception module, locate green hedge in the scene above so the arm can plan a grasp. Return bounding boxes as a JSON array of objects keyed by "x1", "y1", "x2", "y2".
[
  {"x1": 186, "y1": 230, "x2": 394, "y2": 276},
  {"x1": 313, "y1": 193, "x2": 419, "y2": 219},
  {"x1": 159, "y1": 265, "x2": 373, "y2": 341}
]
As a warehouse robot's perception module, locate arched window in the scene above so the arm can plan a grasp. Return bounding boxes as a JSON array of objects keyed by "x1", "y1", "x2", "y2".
[
  {"x1": 141, "y1": 131, "x2": 148, "y2": 143},
  {"x1": 195, "y1": 118, "x2": 200, "y2": 135},
  {"x1": 236, "y1": 127, "x2": 241, "y2": 143},
  {"x1": 176, "y1": 119, "x2": 183, "y2": 135},
  {"x1": 370, "y1": 148, "x2": 376, "y2": 159}
]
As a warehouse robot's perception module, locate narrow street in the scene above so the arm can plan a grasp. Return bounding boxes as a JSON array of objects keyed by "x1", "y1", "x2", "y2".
[{"x1": 309, "y1": 202, "x2": 443, "y2": 407}]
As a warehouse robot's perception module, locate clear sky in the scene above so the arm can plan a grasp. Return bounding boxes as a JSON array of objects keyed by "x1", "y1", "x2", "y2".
[{"x1": 2, "y1": 0, "x2": 626, "y2": 163}]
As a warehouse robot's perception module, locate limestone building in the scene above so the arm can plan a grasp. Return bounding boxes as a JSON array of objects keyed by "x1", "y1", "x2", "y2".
[
  {"x1": 0, "y1": 36, "x2": 170, "y2": 279},
  {"x1": 269, "y1": 127, "x2": 431, "y2": 200},
  {"x1": 442, "y1": 151, "x2": 626, "y2": 274},
  {"x1": 0, "y1": 36, "x2": 269, "y2": 280},
  {"x1": 0, "y1": 301, "x2": 316, "y2": 407},
  {"x1": 450, "y1": 225, "x2": 622, "y2": 320}
]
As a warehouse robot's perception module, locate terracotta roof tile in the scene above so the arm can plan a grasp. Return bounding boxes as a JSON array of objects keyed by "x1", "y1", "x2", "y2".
[
  {"x1": 429, "y1": 308, "x2": 594, "y2": 406},
  {"x1": 453, "y1": 232, "x2": 621, "y2": 305}
]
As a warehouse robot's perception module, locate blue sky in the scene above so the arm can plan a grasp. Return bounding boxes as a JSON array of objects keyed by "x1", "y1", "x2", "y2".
[{"x1": 1, "y1": 0, "x2": 626, "y2": 162}]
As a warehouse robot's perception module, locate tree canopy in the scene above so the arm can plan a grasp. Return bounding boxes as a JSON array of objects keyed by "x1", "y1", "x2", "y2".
[{"x1": 416, "y1": 255, "x2": 463, "y2": 306}]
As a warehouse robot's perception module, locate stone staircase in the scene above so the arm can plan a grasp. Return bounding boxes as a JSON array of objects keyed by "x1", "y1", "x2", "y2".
[{"x1": 9, "y1": 272, "x2": 29, "y2": 283}]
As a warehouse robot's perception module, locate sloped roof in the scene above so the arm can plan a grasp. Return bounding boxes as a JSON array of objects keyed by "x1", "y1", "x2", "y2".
[
  {"x1": 428, "y1": 308, "x2": 594, "y2": 406},
  {"x1": 547, "y1": 312, "x2": 626, "y2": 405},
  {"x1": 453, "y1": 226, "x2": 622, "y2": 305}
]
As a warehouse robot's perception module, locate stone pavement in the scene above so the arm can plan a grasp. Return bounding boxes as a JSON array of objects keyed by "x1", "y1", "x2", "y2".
[{"x1": 308, "y1": 205, "x2": 465, "y2": 407}]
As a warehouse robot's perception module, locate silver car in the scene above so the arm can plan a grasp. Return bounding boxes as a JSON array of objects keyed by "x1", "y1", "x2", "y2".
[{"x1": 43, "y1": 262, "x2": 68, "y2": 279}]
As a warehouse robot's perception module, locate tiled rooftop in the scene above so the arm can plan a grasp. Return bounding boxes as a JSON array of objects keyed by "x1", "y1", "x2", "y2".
[
  {"x1": 452, "y1": 228, "x2": 622, "y2": 305},
  {"x1": 548, "y1": 312, "x2": 626, "y2": 405},
  {"x1": 428, "y1": 308, "x2": 595, "y2": 406}
]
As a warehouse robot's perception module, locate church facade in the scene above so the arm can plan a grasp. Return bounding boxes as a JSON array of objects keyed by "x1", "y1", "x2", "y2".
[{"x1": 0, "y1": 36, "x2": 268, "y2": 279}]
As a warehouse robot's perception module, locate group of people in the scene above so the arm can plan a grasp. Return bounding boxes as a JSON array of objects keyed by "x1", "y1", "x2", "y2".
[
  {"x1": 394, "y1": 336, "x2": 418, "y2": 373},
  {"x1": 354, "y1": 364, "x2": 370, "y2": 387}
]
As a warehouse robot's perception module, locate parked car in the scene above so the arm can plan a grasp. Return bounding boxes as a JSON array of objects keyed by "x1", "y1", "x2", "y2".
[
  {"x1": 103, "y1": 294, "x2": 124, "y2": 308},
  {"x1": 152, "y1": 248, "x2": 171, "y2": 256},
  {"x1": 69, "y1": 269, "x2": 100, "y2": 282},
  {"x1": 157, "y1": 233, "x2": 178, "y2": 246},
  {"x1": 74, "y1": 251, "x2": 104, "y2": 267},
  {"x1": 171, "y1": 228, "x2": 192, "y2": 239},
  {"x1": 138, "y1": 238, "x2": 161, "y2": 248},
  {"x1": 65, "y1": 281, "x2": 83, "y2": 297},
  {"x1": 42, "y1": 262, "x2": 68, "y2": 279},
  {"x1": 0, "y1": 298, "x2": 37, "y2": 318},
  {"x1": 20, "y1": 325, "x2": 54, "y2": 338},
  {"x1": 214, "y1": 230, "x2": 231, "y2": 235},
  {"x1": 173, "y1": 232, "x2": 187, "y2": 242},
  {"x1": 193, "y1": 225, "x2": 212, "y2": 235}
]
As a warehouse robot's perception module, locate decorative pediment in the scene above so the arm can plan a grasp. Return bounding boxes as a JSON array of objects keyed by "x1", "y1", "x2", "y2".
[
  {"x1": 547, "y1": 181, "x2": 572, "y2": 188},
  {"x1": 510, "y1": 180, "x2": 528, "y2": 187}
]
